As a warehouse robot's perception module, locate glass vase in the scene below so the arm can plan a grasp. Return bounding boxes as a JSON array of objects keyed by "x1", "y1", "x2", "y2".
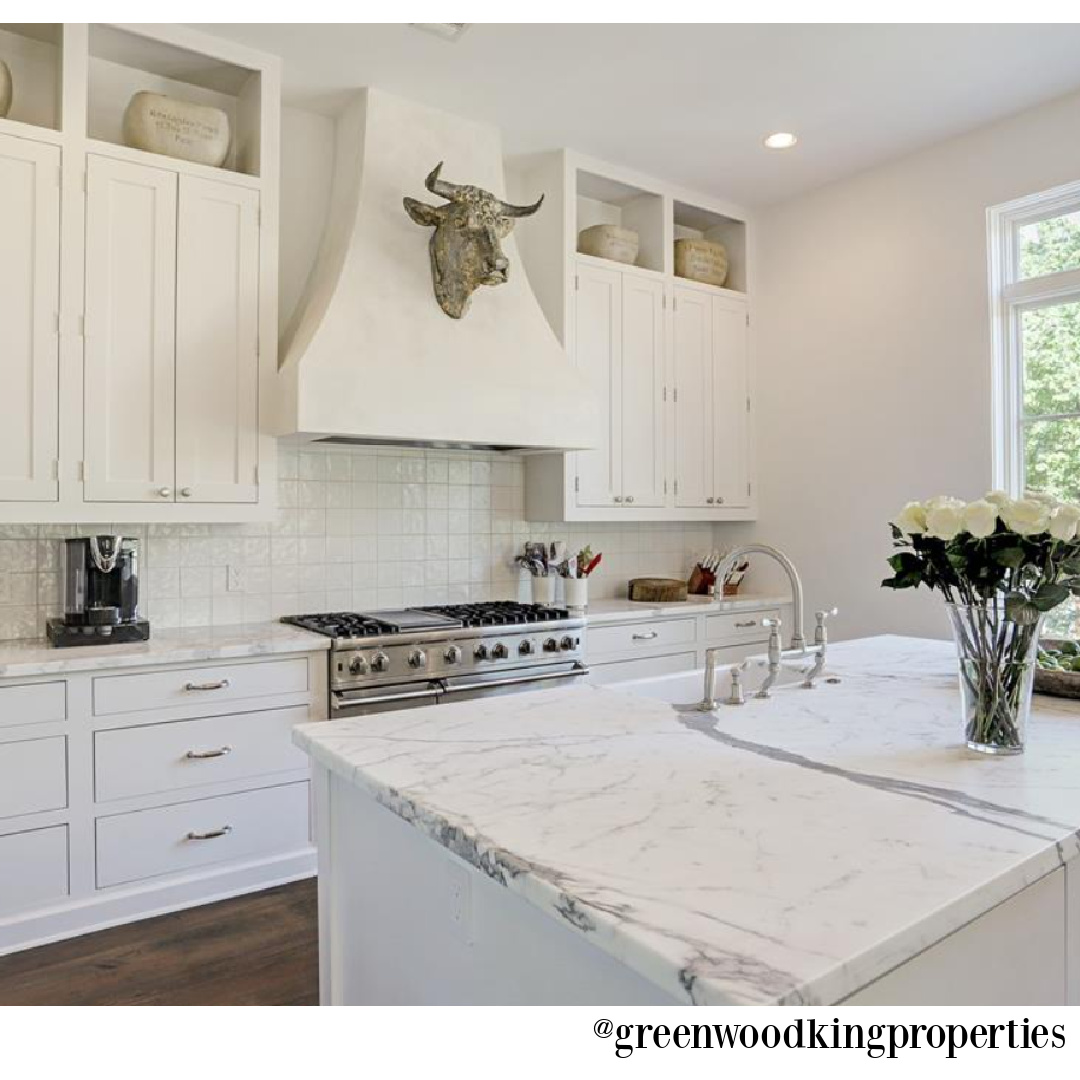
[{"x1": 945, "y1": 601, "x2": 1045, "y2": 755}]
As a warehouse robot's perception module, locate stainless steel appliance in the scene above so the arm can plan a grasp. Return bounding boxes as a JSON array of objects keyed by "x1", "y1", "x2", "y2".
[
  {"x1": 283, "y1": 602, "x2": 587, "y2": 717},
  {"x1": 47, "y1": 535, "x2": 150, "y2": 647}
]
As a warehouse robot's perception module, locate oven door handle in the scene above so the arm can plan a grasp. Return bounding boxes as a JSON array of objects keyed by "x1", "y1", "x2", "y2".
[
  {"x1": 441, "y1": 665, "x2": 589, "y2": 695},
  {"x1": 331, "y1": 685, "x2": 441, "y2": 711}
]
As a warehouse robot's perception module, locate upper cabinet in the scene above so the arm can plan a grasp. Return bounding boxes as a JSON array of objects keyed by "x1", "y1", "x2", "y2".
[
  {"x1": 0, "y1": 133, "x2": 60, "y2": 502},
  {"x1": 0, "y1": 23, "x2": 280, "y2": 522},
  {"x1": 513, "y1": 151, "x2": 754, "y2": 522}
]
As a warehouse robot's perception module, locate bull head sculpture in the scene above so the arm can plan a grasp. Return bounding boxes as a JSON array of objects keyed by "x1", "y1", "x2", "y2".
[{"x1": 404, "y1": 162, "x2": 544, "y2": 319}]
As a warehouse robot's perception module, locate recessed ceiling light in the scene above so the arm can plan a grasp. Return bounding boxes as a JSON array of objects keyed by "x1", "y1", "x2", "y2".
[
  {"x1": 411, "y1": 23, "x2": 471, "y2": 43},
  {"x1": 763, "y1": 132, "x2": 798, "y2": 150}
]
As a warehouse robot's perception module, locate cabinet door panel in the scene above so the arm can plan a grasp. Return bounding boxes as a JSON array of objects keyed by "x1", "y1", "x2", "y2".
[
  {"x1": 620, "y1": 276, "x2": 666, "y2": 507},
  {"x1": 175, "y1": 177, "x2": 260, "y2": 503},
  {"x1": 572, "y1": 263, "x2": 622, "y2": 507},
  {"x1": 672, "y1": 287, "x2": 712, "y2": 508},
  {"x1": 712, "y1": 298, "x2": 750, "y2": 507},
  {"x1": 84, "y1": 156, "x2": 177, "y2": 502},
  {"x1": 0, "y1": 134, "x2": 59, "y2": 501}
]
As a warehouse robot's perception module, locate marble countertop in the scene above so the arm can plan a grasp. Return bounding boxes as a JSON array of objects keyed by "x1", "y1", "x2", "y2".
[
  {"x1": 0, "y1": 621, "x2": 330, "y2": 678},
  {"x1": 294, "y1": 635, "x2": 1080, "y2": 1006},
  {"x1": 584, "y1": 591, "x2": 790, "y2": 624}
]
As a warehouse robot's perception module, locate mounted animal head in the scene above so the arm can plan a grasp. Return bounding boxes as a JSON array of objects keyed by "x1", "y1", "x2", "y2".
[{"x1": 404, "y1": 162, "x2": 544, "y2": 319}]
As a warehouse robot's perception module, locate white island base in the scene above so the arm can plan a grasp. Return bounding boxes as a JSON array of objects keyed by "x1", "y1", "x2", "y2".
[{"x1": 298, "y1": 638, "x2": 1080, "y2": 1006}]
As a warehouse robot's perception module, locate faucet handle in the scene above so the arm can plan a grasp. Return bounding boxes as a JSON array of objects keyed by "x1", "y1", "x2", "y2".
[
  {"x1": 762, "y1": 616, "x2": 782, "y2": 628},
  {"x1": 814, "y1": 607, "x2": 838, "y2": 645}
]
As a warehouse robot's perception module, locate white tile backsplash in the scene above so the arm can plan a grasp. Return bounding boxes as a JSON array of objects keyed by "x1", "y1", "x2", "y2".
[{"x1": 0, "y1": 444, "x2": 719, "y2": 639}]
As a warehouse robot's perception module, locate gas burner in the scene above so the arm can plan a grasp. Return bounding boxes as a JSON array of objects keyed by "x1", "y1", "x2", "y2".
[
  {"x1": 416, "y1": 602, "x2": 572, "y2": 628},
  {"x1": 282, "y1": 612, "x2": 399, "y2": 639}
]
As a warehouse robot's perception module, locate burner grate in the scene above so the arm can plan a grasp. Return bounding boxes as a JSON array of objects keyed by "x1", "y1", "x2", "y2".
[
  {"x1": 416, "y1": 602, "x2": 571, "y2": 628},
  {"x1": 281, "y1": 613, "x2": 399, "y2": 639}
]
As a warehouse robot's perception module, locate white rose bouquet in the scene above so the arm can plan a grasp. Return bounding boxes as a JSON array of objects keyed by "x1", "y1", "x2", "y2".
[{"x1": 884, "y1": 491, "x2": 1080, "y2": 753}]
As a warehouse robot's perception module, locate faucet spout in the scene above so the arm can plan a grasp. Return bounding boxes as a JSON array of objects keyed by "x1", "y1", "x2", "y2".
[{"x1": 714, "y1": 544, "x2": 806, "y2": 651}]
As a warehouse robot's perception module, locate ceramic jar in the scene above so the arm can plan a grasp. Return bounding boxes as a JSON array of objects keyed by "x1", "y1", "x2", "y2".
[
  {"x1": 122, "y1": 92, "x2": 231, "y2": 168},
  {"x1": 578, "y1": 224, "x2": 639, "y2": 265},
  {"x1": 0, "y1": 59, "x2": 12, "y2": 120},
  {"x1": 674, "y1": 238, "x2": 729, "y2": 287}
]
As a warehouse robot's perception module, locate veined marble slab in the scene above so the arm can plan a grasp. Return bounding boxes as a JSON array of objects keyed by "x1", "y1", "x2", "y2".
[
  {"x1": 584, "y1": 592, "x2": 789, "y2": 624},
  {"x1": 294, "y1": 635, "x2": 1080, "y2": 1006},
  {"x1": 0, "y1": 621, "x2": 329, "y2": 678}
]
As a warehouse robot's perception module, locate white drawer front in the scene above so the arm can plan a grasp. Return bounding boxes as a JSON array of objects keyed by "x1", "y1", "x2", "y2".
[
  {"x1": 95, "y1": 782, "x2": 311, "y2": 889},
  {"x1": 0, "y1": 681, "x2": 67, "y2": 729},
  {"x1": 588, "y1": 618, "x2": 697, "y2": 659},
  {"x1": 706, "y1": 609, "x2": 780, "y2": 646},
  {"x1": 92, "y1": 657, "x2": 310, "y2": 717},
  {"x1": 588, "y1": 651, "x2": 697, "y2": 686},
  {"x1": 0, "y1": 826, "x2": 68, "y2": 916},
  {"x1": 94, "y1": 706, "x2": 311, "y2": 803},
  {"x1": 0, "y1": 736, "x2": 67, "y2": 820}
]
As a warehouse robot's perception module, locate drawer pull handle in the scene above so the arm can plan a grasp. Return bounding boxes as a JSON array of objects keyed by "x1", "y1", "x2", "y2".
[
  {"x1": 184, "y1": 679, "x2": 230, "y2": 692},
  {"x1": 735, "y1": 620, "x2": 758, "y2": 628},
  {"x1": 184, "y1": 746, "x2": 233, "y2": 760},
  {"x1": 632, "y1": 630, "x2": 659, "y2": 640},
  {"x1": 185, "y1": 826, "x2": 233, "y2": 842}
]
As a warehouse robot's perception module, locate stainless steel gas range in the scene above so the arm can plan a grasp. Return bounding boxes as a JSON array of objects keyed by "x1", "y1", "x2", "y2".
[{"x1": 283, "y1": 602, "x2": 587, "y2": 718}]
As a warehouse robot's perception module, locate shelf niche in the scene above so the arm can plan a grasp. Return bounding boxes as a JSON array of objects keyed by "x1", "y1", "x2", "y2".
[
  {"x1": 87, "y1": 24, "x2": 263, "y2": 177},
  {"x1": 575, "y1": 168, "x2": 664, "y2": 274},
  {"x1": 0, "y1": 24, "x2": 62, "y2": 132},
  {"x1": 673, "y1": 198, "x2": 746, "y2": 293}
]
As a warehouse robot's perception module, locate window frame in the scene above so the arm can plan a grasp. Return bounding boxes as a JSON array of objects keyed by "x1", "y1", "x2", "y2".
[{"x1": 989, "y1": 180, "x2": 1080, "y2": 496}]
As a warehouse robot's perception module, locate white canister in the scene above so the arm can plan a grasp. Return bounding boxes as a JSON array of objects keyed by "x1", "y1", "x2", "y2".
[
  {"x1": 0, "y1": 59, "x2": 12, "y2": 119},
  {"x1": 564, "y1": 577, "x2": 588, "y2": 610},
  {"x1": 532, "y1": 575, "x2": 555, "y2": 605}
]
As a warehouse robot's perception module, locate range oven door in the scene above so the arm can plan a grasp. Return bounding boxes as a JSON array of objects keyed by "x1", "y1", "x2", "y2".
[
  {"x1": 331, "y1": 681, "x2": 441, "y2": 718},
  {"x1": 440, "y1": 662, "x2": 588, "y2": 703}
]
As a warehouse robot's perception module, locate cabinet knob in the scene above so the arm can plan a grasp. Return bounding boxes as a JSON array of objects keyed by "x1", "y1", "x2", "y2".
[
  {"x1": 158, "y1": 487, "x2": 172, "y2": 498},
  {"x1": 613, "y1": 495, "x2": 623, "y2": 503},
  {"x1": 180, "y1": 487, "x2": 192, "y2": 498},
  {"x1": 706, "y1": 497, "x2": 715, "y2": 505},
  {"x1": 717, "y1": 496, "x2": 725, "y2": 505},
  {"x1": 626, "y1": 495, "x2": 635, "y2": 504}
]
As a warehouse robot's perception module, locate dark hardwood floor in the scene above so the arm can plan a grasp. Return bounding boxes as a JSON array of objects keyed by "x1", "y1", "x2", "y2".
[{"x1": 0, "y1": 879, "x2": 318, "y2": 1005}]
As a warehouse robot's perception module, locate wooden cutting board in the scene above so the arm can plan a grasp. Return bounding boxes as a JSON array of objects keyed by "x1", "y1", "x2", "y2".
[{"x1": 628, "y1": 577, "x2": 688, "y2": 603}]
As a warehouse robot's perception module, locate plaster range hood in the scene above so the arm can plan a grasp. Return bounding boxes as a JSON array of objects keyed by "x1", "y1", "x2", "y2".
[{"x1": 276, "y1": 89, "x2": 595, "y2": 452}]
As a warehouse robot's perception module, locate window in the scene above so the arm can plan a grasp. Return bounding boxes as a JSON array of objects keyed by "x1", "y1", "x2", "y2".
[{"x1": 990, "y1": 182, "x2": 1080, "y2": 633}]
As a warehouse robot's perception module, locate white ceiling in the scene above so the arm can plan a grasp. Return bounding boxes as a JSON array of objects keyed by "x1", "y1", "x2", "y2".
[{"x1": 194, "y1": 23, "x2": 1080, "y2": 206}]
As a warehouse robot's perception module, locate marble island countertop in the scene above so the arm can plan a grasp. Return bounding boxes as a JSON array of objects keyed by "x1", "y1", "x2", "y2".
[
  {"x1": 583, "y1": 591, "x2": 790, "y2": 624},
  {"x1": 294, "y1": 635, "x2": 1080, "y2": 1006},
  {"x1": 0, "y1": 621, "x2": 330, "y2": 678}
]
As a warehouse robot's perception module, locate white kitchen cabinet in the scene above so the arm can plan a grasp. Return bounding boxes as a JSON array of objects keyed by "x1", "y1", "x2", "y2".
[
  {"x1": 84, "y1": 154, "x2": 178, "y2": 502},
  {"x1": 0, "y1": 133, "x2": 60, "y2": 502},
  {"x1": 175, "y1": 176, "x2": 260, "y2": 504},
  {"x1": 672, "y1": 284, "x2": 750, "y2": 510},
  {"x1": 84, "y1": 159, "x2": 261, "y2": 505}
]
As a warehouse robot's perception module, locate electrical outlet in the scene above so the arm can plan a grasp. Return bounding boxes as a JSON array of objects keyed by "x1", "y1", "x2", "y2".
[
  {"x1": 226, "y1": 566, "x2": 244, "y2": 592},
  {"x1": 446, "y1": 860, "x2": 473, "y2": 944}
]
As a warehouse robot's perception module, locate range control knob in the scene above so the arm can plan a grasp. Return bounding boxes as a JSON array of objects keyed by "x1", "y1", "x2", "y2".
[
  {"x1": 444, "y1": 645, "x2": 463, "y2": 665},
  {"x1": 560, "y1": 636, "x2": 576, "y2": 652},
  {"x1": 370, "y1": 651, "x2": 390, "y2": 673},
  {"x1": 518, "y1": 639, "x2": 534, "y2": 656},
  {"x1": 474, "y1": 644, "x2": 489, "y2": 661},
  {"x1": 408, "y1": 648, "x2": 427, "y2": 669},
  {"x1": 543, "y1": 638, "x2": 559, "y2": 653},
  {"x1": 348, "y1": 654, "x2": 367, "y2": 676},
  {"x1": 492, "y1": 642, "x2": 509, "y2": 660}
]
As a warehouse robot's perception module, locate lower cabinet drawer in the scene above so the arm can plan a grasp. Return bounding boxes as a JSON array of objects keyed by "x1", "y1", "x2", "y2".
[
  {"x1": 0, "y1": 736, "x2": 67, "y2": 820},
  {"x1": 0, "y1": 681, "x2": 67, "y2": 730},
  {"x1": 94, "y1": 706, "x2": 311, "y2": 803},
  {"x1": 706, "y1": 609, "x2": 780, "y2": 646},
  {"x1": 588, "y1": 651, "x2": 697, "y2": 686},
  {"x1": 95, "y1": 782, "x2": 311, "y2": 889},
  {"x1": 588, "y1": 618, "x2": 697, "y2": 659},
  {"x1": 0, "y1": 825, "x2": 69, "y2": 916},
  {"x1": 92, "y1": 657, "x2": 310, "y2": 717}
]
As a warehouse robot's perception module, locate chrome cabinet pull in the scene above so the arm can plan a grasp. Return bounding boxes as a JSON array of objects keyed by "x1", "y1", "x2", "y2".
[
  {"x1": 626, "y1": 495, "x2": 635, "y2": 504},
  {"x1": 158, "y1": 487, "x2": 172, "y2": 498},
  {"x1": 185, "y1": 825, "x2": 232, "y2": 842},
  {"x1": 184, "y1": 746, "x2": 232, "y2": 760},
  {"x1": 183, "y1": 678, "x2": 230, "y2": 692},
  {"x1": 632, "y1": 630, "x2": 659, "y2": 640},
  {"x1": 735, "y1": 620, "x2": 758, "y2": 628},
  {"x1": 706, "y1": 497, "x2": 715, "y2": 504},
  {"x1": 613, "y1": 495, "x2": 623, "y2": 503},
  {"x1": 717, "y1": 496, "x2": 725, "y2": 505},
  {"x1": 180, "y1": 487, "x2": 193, "y2": 497}
]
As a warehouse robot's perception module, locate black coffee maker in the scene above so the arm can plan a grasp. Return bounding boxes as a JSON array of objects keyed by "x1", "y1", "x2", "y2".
[{"x1": 47, "y1": 536, "x2": 151, "y2": 647}]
